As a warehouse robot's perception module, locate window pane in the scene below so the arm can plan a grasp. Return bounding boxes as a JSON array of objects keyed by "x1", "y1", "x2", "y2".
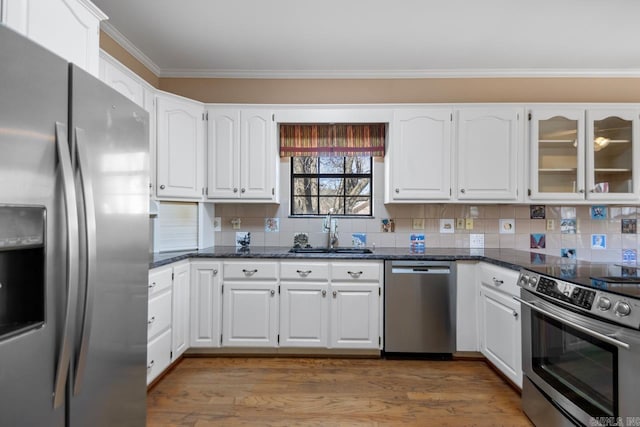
[
  {"x1": 346, "y1": 178, "x2": 370, "y2": 196},
  {"x1": 346, "y1": 197, "x2": 371, "y2": 215},
  {"x1": 319, "y1": 157, "x2": 344, "y2": 174},
  {"x1": 292, "y1": 196, "x2": 318, "y2": 215},
  {"x1": 293, "y1": 177, "x2": 318, "y2": 196},
  {"x1": 319, "y1": 197, "x2": 344, "y2": 215},
  {"x1": 319, "y1": 178, "x2": 343, "y2": 196},
  {"x1": 346, "y1": 156, "x2": 371, "y2": 174},
  {"x1": 293, "y1": 157, "x2": 318, "y2": 174}
]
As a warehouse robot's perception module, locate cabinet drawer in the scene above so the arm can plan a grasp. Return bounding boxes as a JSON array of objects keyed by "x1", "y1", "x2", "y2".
[
  {"x1": 148, "y1": 267, "x2": 172, "y2": 297},
  {"x1": 147, "y1": 290, "x2": 172, "y2": 341},
  {"x1": 281, "y1": 262, "x2": 329, "y2": 281},
  {"x1": 223, "y1": 261, "x2": 278, "y2": 280},
  {"x1": 147, "y1": 328, "x2": 172, "y2": 385},
  {"x1": 478, "y1": 262, "x2": 520, "y2": 297},
  {"x1": 331, "y1": 262, "x2": 381, "y2": 282}
]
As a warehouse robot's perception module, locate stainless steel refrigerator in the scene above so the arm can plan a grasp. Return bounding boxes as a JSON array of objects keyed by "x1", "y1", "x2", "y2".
[{"x1": 0, "y1": 25, "x2": 148, "y2": 426}]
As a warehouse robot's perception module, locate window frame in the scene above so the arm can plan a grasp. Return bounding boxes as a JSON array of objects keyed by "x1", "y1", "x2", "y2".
[{"x1": 289, "y1": 156, "x2": 374, "y2": 217}]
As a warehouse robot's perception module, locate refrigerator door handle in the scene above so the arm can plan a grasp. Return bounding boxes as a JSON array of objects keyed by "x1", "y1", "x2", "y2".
[
  {"x1": 72, "y1": 127, "x2": 97, "y2": 396},
  {"x1": 53, "y1": 122, "x2": 81, "y2": 409}
]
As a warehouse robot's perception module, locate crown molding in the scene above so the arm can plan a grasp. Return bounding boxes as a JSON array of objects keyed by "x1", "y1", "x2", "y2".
[
  {"x1": 77, "y1": 0, "x2": 108, "y2": 20},
  {"x1": 100, "y1": 21, "x2": 161, "y2": 77},
  {"x1": 158, "y1": 67, "x2": 640, "y2": 79}
]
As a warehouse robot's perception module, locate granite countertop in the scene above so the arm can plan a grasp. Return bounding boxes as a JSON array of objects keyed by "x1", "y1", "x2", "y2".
[{"x1": 150, "y1": 246, "x2": 569, "y2": 272}]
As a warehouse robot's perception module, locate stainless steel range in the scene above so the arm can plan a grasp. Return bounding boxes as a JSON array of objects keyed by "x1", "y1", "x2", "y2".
[{"x1": 516, "y1": 265, "x2": 640, "y2": 427}]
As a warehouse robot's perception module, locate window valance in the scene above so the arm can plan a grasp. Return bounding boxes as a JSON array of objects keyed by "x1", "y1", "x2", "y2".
[{"x1": 279, "y1": 123, "x2": 386, "y2": 157}]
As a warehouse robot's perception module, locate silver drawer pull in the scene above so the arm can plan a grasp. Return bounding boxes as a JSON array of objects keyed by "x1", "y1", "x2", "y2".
[
  {"x1": 348, "y1": 271, "x2": 363, "y2": 278},
  {"x1": 322, "y1": 290, "x2": 327, "y2": 297},
  {"x1": 147, "y1": 360, "x2": 154, "y2": 370},
  {"x1": 492, "y1": 277, "x2": 504, "y2": 285},
  {"x1": 296, "y1": 269, "x2": 312, "y2": 276},
  {"x1": 333, "y1": 291, "x2": 337, "y2": 297},
  {"x1": 148, "y1": 282, "x2": 156, "y2": 289},
  {"x1": 242, "y1": 269, "x2": 258, "y2": 276},
  {"x1": 147, "y1": 316, "x2": 156, "y2": 325}
]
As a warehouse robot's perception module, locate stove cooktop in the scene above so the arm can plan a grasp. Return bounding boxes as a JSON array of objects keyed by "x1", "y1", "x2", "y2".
[{"x1": 523, "y1": 262, "x2": 640, "y2": 299}]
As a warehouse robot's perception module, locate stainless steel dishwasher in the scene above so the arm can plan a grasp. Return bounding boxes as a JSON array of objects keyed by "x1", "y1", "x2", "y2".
[{"x1": 384, "y1": 260, "x2": 456, "y2": 355}]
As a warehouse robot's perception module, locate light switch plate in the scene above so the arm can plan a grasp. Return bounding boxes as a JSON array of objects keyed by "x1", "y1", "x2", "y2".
[
  {"x1": 465, "y1": 218, "x2": 474, "y2": 230},
  {"x1": 412, "y1": 218, "x2": 425, "y2": 230},
  {"x1": 456, "y1": 218, "x2": 465, "y2": 229},
  {"x1": 546, "y1": 219, "x2": 555, "y2": 231}
]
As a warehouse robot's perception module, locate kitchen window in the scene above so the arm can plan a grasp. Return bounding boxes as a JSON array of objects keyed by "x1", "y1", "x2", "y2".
[{"x1": 280, "y1": 123, "x2": 385, "y2": 216}]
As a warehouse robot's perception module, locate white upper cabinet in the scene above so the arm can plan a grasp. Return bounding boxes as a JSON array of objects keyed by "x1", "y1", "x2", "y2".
[
  {"x1": 586, "y1": 109, "x2": 639, "y2": 201},
  {"x1": 386, "y1": 109, "x2": 452, "y2": 202},
  {"x1": 456, "y1": 108, "x2": 522, "y2": 201},
  {"x1": 528, "y1": 107, "x2": 639, "y2": 203},
  {"x1": 207, "y1": 108, "x2": 277, "y2": 202},
  {"x1": 2, "y1": 0, "x2": 106, "y2": 76},
  {"x1": 99, "y1": 51, "x2": 145, "y2": 107},
  {"x1": 156, "y1": 93, "x2": 205, "y2": 200}
]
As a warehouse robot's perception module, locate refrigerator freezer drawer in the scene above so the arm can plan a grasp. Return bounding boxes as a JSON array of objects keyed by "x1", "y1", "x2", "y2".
[
  {"x1": 147, "y1": 328, "x2": 172, "y2": 385},
  {"x1": 147, "y1": 290, "x2": 172, "y2": 342}
]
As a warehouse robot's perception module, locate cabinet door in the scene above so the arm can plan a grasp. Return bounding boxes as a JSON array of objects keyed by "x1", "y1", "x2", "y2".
[
  {"x1": 207, "y1": 109, "x2": 241, "y2": 199},
  {"x1": 280, "y1": 282, "x2": 329, "y2": 348},
  {"x1": 478, "y1": 285, "x2": 522, "y2": 387},
  {"x1": 222, "y1": 282, "x2": 278, "y2": 347},
  {"x1": 3, "y1": 0, "x2": 105, "y2": 76},
  {"x1": 190, "y1": 263, "x2": 221, "y2": 348},
  {"x1": 240, "y1": 110, "x2": 276, "y2": 200},
  {"x1": 457, "y1": 108, "x2": 521, "y2": 200},
  {"x1": 529, "y1": 109, "x2": 585, "y2": 201},
  {"x1": 171, "y1": 263, "x2": 190, "y2": 359},
  {"x1": 586, "y1": 109, "x2": 639, "y2": 201},
  {"x1": 329, "y1": 283, "x2": 380, "y2": 349},
  {"x1": 156, "y1": 95, "x2": 205, "y2": 199},
  {"x1": 389, "y1": 109, "x2": 452, "y2": 201},
  {"x1": 99, "y1": 53, "x2": 145, "y2": 107}
]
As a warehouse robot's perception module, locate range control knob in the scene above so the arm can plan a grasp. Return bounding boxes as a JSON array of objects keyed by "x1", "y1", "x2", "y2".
[
  {"x1": 529, "y1": 276, "x2": 538, "y2": 288},
  {"x1": 615, "y1": 301, "x2": 631, "y2": 317},
  {"x1": 519, "y1": 275, "x2": 529, "y2": 287},
  {"x1": 598, "y1": 297, "x2": 612, "y2": 311}
]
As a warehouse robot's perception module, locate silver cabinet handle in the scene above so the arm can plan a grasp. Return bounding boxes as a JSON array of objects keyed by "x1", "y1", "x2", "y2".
[
  {"x1": 512, "y1": 311, "x2": 518, "y2": 318},
  {"x1": 333, "y1": 291, "x2": 337, "y2": 297},
  {"x1": 53, "y1": 122, "x2": 80, "y2": 409},
  {"x1": 460, "y1": 189, "x2": 466, "y2": 194},
  {"x1": 213, "y1": 269, "x2": 218, "y2": 275},
  {"x1": 514, "y1": 296, "x2": 630, "y2": 349},
  {"x1": 297, "y1": 269, "x2": 312, "y2": 276},
  {"x1": 148, "y1": 281, "x2": 157, "y2": 289},
  {"x1": 241, "y1": 188, "x2": 246, "y2": 193},
  {"x1": 395, "y1": 188, "x2": 399, "y2": 193},
  {"x1": 492, "y1": 277, "x2": 504, "y2": 285},
  {"x1": 147, "y1": 360, "x2": 155, "y2": 370},
  {"x1": 579, "y1": 189, "x2": 585, "y2": 193},
  {"x1": 242, "y1": 269, "x2": 258, "y2": 276},
  {"x1": 322, "y1": 290, "x2": 327, "y2": 297},
  {"x1": 148, "y1": 316, "x2": 156, "y2": 325},
  {"x1": 270, "y1": 289, "x2": 275, "y2": 296},
  {"x1": 160, "y1": 184, "x2": 165, "y2": 190},
  {"x1": 348, "y1": 271, "x2": 363, "y2": 278},
  {"x1": 233, "y1": 188, "x2": 238, "y2": 193},
  {"x1": 590, "y1": 189, "x2": 595, "y2": 193}
]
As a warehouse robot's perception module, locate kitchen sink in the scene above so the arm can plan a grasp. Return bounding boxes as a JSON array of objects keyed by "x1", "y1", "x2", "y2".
[{"x1": 288, "y1": 247, "x2": 373, "y2": 254}]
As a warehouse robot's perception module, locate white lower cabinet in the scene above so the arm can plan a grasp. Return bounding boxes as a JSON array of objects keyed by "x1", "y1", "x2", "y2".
[
  {"x1": 456, "y1": 261, "x2": 478, "y2": 352},
  {"x1": 477, "y1": 263, "x2": 522, "y2": 388},
  {"x1": 147, "y1": 266, "x2": 173, "y2": 385},
  {"x1": 171, "y1": 262, "x2": 190, "y2": 359},
  {"x1": 146, "y1": 329, "x2": 172, "y2": 386},
  {"x1": 329, "y1": 283, "x2": 380, "y2": 349},
  {"x1": 190, "y1": 261, "x2": 222, "y2": 347},
  {"x1": 222, "y1": 282, "x2": 279, "y2": 347}
]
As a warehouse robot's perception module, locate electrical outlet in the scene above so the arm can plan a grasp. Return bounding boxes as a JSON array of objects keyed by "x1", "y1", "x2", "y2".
[
  {"x1": 231, "y1": 218, "x2": 241, "y2": 230},
  {"x1": 412, "y1": 218, "x2": 425, "y2": 230},
  {"x1": 456, "y1": 218, "x2": 465, "y2": 229},
  {"x1": 465, "y1": 218, "x2": 474, "y2": 230},
  {"x1": 546, "y1": 219, "x2": 555, "y2": 231}
]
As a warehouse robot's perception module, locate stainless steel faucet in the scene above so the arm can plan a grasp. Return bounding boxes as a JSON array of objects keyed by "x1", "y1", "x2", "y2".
[{"x1": 324, "y1": 209, "x2": 338, "y2": 249}]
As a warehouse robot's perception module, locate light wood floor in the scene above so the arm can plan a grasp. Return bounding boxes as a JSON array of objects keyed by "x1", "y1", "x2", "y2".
[{"x1": 147, "y1": 357, "x2": 533, "y2": 426}]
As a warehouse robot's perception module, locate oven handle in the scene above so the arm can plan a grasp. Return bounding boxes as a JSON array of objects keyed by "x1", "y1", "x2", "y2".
[{"x1": 513, "y1": 296, "x2": 631, "y2": 350}]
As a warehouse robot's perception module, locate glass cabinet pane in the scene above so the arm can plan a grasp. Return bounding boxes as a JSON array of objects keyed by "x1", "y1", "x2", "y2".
[
  {"x1": 592, "y1": 116, "x2": 633, "y2": 194},
  {"x1": 537, "y1": 116, "x2": 579, "y2": 193}
]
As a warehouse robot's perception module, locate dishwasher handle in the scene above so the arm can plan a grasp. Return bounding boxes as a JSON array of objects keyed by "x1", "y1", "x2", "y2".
[{"x1": 391, "y1": 266, "x2": 451, "y2": 274}]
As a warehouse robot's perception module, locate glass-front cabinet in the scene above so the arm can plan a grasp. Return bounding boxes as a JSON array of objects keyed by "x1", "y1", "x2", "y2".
[{"x1": 529, "y1": 108, "x2": 639, "y2": 202}]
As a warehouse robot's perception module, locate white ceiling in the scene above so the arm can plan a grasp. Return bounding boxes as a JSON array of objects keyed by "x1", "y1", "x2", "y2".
[{"x1": 92, "y1": 0, "x2": 640, "y2": 78}]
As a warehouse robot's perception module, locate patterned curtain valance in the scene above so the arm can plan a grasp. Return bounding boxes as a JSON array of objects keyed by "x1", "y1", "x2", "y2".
[{"x1": 279, "y1": 123, "x2": 386, "y2": 157}]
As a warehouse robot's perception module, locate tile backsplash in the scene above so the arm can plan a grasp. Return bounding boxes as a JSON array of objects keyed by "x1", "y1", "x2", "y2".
[{"x1": 211, "y1": 159, "x2": 638, "y2": 263}]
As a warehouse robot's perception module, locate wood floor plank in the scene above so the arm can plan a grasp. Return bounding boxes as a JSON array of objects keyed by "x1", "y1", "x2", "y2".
[{"x1": 147, "y1": 357, "x2": 532, "y2": 426}]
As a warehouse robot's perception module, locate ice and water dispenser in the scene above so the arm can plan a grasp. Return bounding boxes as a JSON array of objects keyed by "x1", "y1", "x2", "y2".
[{"x1": 0, "y1": 206, "x2": 45, "y2": 340}]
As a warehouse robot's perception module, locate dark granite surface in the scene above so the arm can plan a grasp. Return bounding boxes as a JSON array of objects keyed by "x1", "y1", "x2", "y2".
[{"x1": 150, "y1": 246, "x2": 560, "y2": 272}]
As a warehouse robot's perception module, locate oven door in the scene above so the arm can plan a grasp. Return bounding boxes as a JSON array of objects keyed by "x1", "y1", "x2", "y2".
[{"x1": 517, "y1": 289, "x2": 640, "y2": 426}]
